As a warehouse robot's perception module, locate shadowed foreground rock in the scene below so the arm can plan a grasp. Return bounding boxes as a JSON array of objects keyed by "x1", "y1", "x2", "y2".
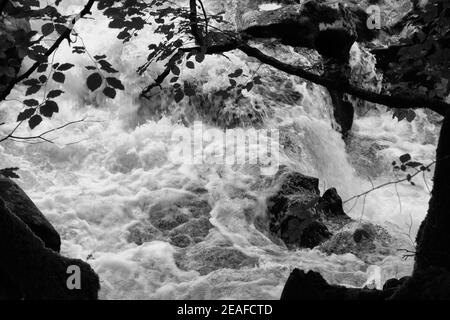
[
  {"x1": 0, "y1": 176, "x2": 61, "y2": 252},
  {"x1": 281, "y1": 269, "x2": 399, "y2": 300},
  {"x1": 281, "y1": 268, "x2": 450, "y2": 300},
  {"x1": 0, "y1": 198, "x2": 100, "y2": 299}
]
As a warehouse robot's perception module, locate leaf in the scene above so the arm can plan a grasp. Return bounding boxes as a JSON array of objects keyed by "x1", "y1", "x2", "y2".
[
  {"x1": 186, "y1": 61, "x2": 195, "y2": 69},
  {"x1": 94, "y1": 54, "x2": 107, "y2": 60},
  {"x1": 170, "y1": 77, "x2": 179, "y2": 83},
  {"x1": 47, "y1": 90, "x2": 64, "y2": 99},
  {"x1": 52, "y1": 72, "x2": 65, "y2": 83},
  {"x1": 195, "y1": 53, "x2": 205, "y2": 63},
  {"x1": 103, "y1": 87, "x2": 116, "y2": 98},
  {"x1": 28, "y1": 114, "x2": 42, "y2": 129},
  {"x1": 54, "y1": 24, "x2": 68, "y2": 35},
  {"x1": 39, "y1": 75, "x2": 47, "y2": 83},
  {"x1": 400, "y1": 153, "x2": 411, "y2": 163},
  {"x1": 106, "y1": 77, "x2": 124, "y2": 90},
  {"x1": 23, "y1": 79, "x2": 40, "y2": 86},
  {"x1": 23, "y1": 99, "x2": 39, "y2": 107},
  {"x1": 86, "y1": 73, "x2": 103, "y2": 91},
  {"x1": 229, "y1": 68, "x2": 243, "y2": 78},
  {"x1": 40, "y1": 100, "x2": 59, "y2": 118},
  {"x1": 171, "y1": 65, "x2": 180, "y2": 76},
  {"x1": 174, "y1": 90, "x2": 184, "y2": 103},
  {"x1": 57, "y1": 63, "x2": 74, "y2": 71},
  {"x1": 246, "y1": 81, "x2": 254, "y2": 91},
  {"x1": 41, "y1": 23, "x2": 54, "y2": 36},
  {"x1": 406, "y1": 161, "x2": 423, "y2": 168},
  {"x1": 37, "y1": 63, "x2": 48, "y2": 73},
  {"x1": 253, "y1": 76, "x2": 262, "y2": 84},
  {"x1": 17, "y1": 108, "x2": 36, "y2": 121},
  {"x1": 25, "y1": 85, "x2": 41, "y2": 96}
]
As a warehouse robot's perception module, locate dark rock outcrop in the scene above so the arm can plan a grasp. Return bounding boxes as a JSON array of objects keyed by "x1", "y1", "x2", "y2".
[
  {"x1": 281, "y1": 267, "x2": 450, "y2": 300},
  {"x1": 0, "y1": 176, "x2": 61, "y2": 252},
  {"x1": 262, "y1": 169, "x2": 350, "y2": 249},
  {"x1": 281, "y1": 269, "x2": 388, "y2": 300},
  {"x1": 390, "y1": 268, "x2": 450, "y2": 300},
  {"x1": 317, "y1": 187, "x2": 347, "y2": 218},
  {"x1": 238, "y1": 1, "x2": 377, "y2": 62},
  {"x1": 0, "y1": 197, "x2": 100, "y2": 299}
]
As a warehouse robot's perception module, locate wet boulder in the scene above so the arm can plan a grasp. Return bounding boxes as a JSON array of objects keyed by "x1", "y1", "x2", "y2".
[
  {"x1": 281, "y1": 269, "x2": 387, "y2": 300},
  {"x1": 265, "y1": 170, "x2": 321, "y2": 243},
  {"x1": 263, "y1": 169, "x2": 351, "y2": 249},
  {"x1": 390, "y1": 268, "x2": 450, "y2": 300},
  {"x1": 280, "y1": 216, "x2": 331, "y2": 249},
  {"x1": 0, "y1": 176, "x2": 61, "y2": 252},
  {"x1": 317, "y1": 187, "x2": 349, "y2": 218},
  {"x1": 318, "y1": 222, "x2": 398, "y2": 264},
  {"x1": 237, "y1": 1, "x2": 377, "y2": 61},
  {"x1": 0, "y1": 198, "x2": 100, "y2": 300},
  {"x1": 175, "y1": 245, "x2": 259, "y2": 275}
]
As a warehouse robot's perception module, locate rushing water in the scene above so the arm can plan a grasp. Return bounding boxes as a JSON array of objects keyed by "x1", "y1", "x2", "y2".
[{"x1": 0, "y1": 1, "x2": 441, "y2": 299}]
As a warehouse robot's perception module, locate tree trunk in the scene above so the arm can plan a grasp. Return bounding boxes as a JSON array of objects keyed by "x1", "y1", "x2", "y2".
[{"x1": 415, "y1": 114, "x2": 450, "y2": 272}]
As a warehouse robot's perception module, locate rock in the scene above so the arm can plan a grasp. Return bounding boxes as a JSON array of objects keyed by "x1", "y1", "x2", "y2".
[
  {"x1": 390, "y1": 268, "x2": 450, "y2": 300},
  {"x1": 319, "y1": 222, "x2": 396, "y2": 264},
  {"x1": 383, "y1": 276, "x2": 410, "y2": 292},
  {"x1": 317, "y1": 187, "x2": 349, "y2": 218},
  {"x1": 265, "y1": 170, "x2": 322, "y2": 246},
  {"x1": 238, "y1": 1, "x2": 376, "y2": 61},
  {"x1": 0, "y1": 176, "x2": 61, "y2": 252},
  {"x1": 126, "y1": 221, "x2": 162, "y2": 245},
  {"x1": 170, "y1": 234, "x2": 193, "y2": 248},
  {"x1": 280, "y1": 269, "x2": 387, "y2": 300},
  {"x1": 0, "y1": 198, "x2": 100, "y2": 299},
  {"x1": 263, "y1": 169, "x2": 351, "y2": 249},
  {"x1": 280, "y1": 217, "x2": 331, "y2": 249},
  {"x1": 169, "y1": 216, "x2": 214, "y2": 241},
  {"x1": 148, "y1": 206, "x2": 190, "y2": 231},
  {"x1": 175, "y1": 246, "x2": 259, "y2": 276},
  {"x1": 328, "y1": 89, "x2": 354, "y2": 136}
]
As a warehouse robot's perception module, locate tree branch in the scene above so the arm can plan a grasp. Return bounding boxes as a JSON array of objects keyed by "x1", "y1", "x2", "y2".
[
  {"x1": 237, "y1": 44, "x2": 450, "y2": 116},
  {"x1": 0, "y1": 0, "x2": 96, "y2": 102}
]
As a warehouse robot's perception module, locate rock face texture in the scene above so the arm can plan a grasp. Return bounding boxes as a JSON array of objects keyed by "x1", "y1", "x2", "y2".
[
  {"x1": 0, "y1": 177, "x2": 61, "y2": 252},
  {"x1": 0, "y1": 4, "x2": 30, "y2": 100},
  {"x1": 0, "y1": 177, "x2": 100, "y2": 300},
  {"x1": 261, "y1": 168, "x2": 351, "y2": 249},
  {"x1": 0, "y1": 197, "x2": 100, "y2": 299},
  {"x1": 280, "y1": 268, "x2": 404, "y2": 300},
  {"x1": 238, "y1": 1, "x2": 377, "y2": 61}
]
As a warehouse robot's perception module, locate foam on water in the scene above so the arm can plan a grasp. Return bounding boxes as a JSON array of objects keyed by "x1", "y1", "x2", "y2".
[{"x1": 0, "y1": 1, "x2": 439, "y2": 299}]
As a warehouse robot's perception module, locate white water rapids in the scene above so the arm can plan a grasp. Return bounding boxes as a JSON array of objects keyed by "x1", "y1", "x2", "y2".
[{"x1": 0, "y1": 1, "x2": 441, "y2": 299}]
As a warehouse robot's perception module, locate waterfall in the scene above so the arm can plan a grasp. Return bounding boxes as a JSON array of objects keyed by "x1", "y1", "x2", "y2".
[{"x1": 0, "y1": 0, "x2": 439, "y2": 299}]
